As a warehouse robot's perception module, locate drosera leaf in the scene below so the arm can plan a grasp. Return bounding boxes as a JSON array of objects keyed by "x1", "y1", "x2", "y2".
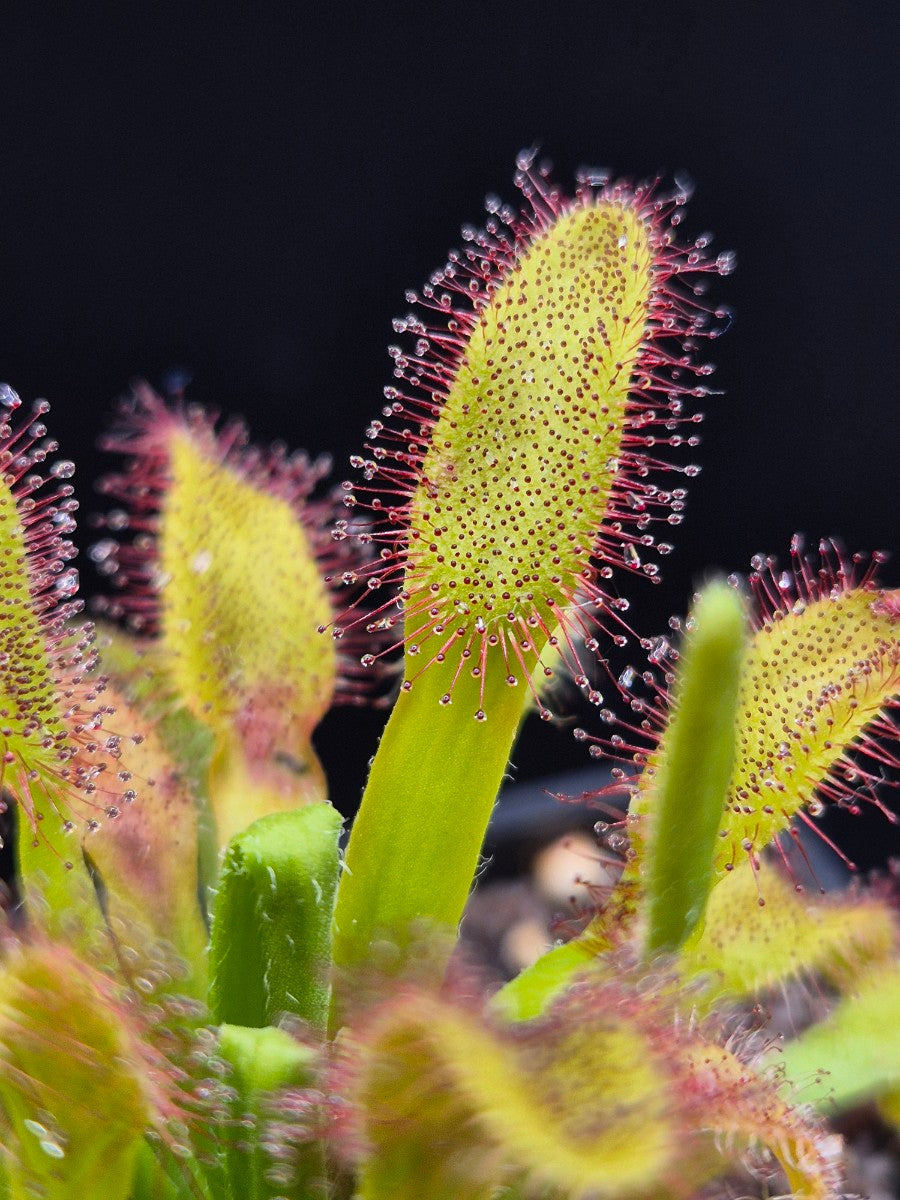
[
  {"x1": 332, "y1": 165, "x2": 730, "y2": 980},
  {"x1": 639, "y1": 579, "x2": 747, "y2": 954},
  {"x1": 498, "y1": 545, "x2": 900, "y2": 1018},
  {"x1": 0, "y1": 939, "x2": 188, "y2": 1200},
  {"x1": 631, "y1": 545, "x2": 900, "y2": 898},
  {"x1": 576, "y1": 544, "x2": 900, "y2": 886},
  {"x1": 679, "y1": 858, "x2": 897, "y2": 1008},
  {"x1": 97, "y1": 386, "x2": 364, "y2": 848},
  {"x1": 332, "y1": 968, "x2": 839, "y2": 1200},
  {"x1": 713, "y1": 545, "x2": 900, "y2": 878},
  {"x1": 681, "y1": 1040, "x2": 842, "y2": 1200},
  {"x1": 209, "y1": 804, "x2": 343, "y2": 1032},
  {"x1": 339, "y1": 163, "x2": 729, "y2": 709},
  {"x1": 160, "y1": 421, "x2": 332, "y2": 847},
  {"x1": 339, "y1": 981, "x2": 680, "y2": 1200},
  {"x1": 0, "y1": 387, "x2": 137, "y2": 929},
  {"x1": 774, "y1": 962, "x2": 900, "y2": 1114},
  {"x1": 0, "y1": 402, "x2": 74, "y2": 785}
]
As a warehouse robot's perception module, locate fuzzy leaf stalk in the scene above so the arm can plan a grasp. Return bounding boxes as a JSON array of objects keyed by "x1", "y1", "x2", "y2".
[{"x1": 332, "y1": 161, "x2": 733, "y2": 978}]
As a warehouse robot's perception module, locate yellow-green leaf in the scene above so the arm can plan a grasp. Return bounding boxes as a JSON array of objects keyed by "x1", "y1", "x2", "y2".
[
  {"x1": 0, "y1": 396, "x2": 89, "y2": 831},
  {"x1": 334, "y1": 171, "x2": 727, "y2": 975},
  {"x1": 340, "y1": 974, "x2": 837, "y2": 1199},
  {"x1": 0, "y1": 941, "x2": 169, "y2": 1200},
  {"x1": 716, "y1": 585, "x2": 899, "y2": 873},
  {"x1": 401, "y1": 200, "x2": 656, "y2": 693},
  {"x1": 100, "y1": 390, "x2": 342, "y2": 846},
  {"x1": 160, "y1": 427, "x2": 337, "y2": 745},
  {"x1": 680, "y1": 860, "x2": 896, "y2": 1006}
]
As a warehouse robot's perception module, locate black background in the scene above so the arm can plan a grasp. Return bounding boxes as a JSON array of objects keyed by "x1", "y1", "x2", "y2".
[{"x1": 3, "y1": 3, "x2": 898, "y2": 867}]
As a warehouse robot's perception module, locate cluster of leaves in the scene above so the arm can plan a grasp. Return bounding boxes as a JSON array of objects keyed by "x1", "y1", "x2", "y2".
[{"x1": 0, "y1": 159, "x2": 897, "y2": 1200}]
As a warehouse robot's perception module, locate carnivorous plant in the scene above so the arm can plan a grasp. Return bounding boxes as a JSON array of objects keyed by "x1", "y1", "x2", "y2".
[{"x1": 0, "y1": 155, "x2": 896, "y2": 1200}]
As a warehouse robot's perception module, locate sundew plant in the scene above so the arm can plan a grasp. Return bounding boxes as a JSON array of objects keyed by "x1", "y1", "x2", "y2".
[{"x1": 0, "y1": 155, "x2": 897, "y2": 1200}]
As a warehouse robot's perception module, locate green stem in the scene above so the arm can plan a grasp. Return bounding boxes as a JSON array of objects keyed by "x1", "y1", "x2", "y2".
[{"x1": 332, "y1": 643, "x2": 530, "y2": 979}]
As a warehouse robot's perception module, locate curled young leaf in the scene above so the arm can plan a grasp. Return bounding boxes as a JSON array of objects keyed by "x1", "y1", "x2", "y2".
[
  {"x1": 210, "y1": 803, "x2": 342, "y2": 1032},
  {"x1": 333, "y1": 971, "x2": 838, "y2": 1200}
]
